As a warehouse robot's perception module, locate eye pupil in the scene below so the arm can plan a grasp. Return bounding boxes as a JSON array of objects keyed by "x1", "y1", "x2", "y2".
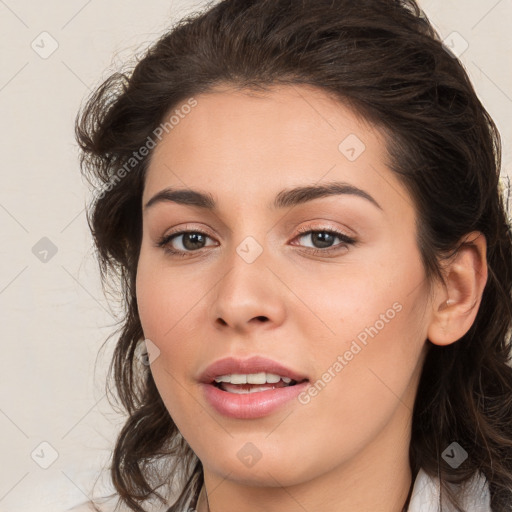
[
  {"x1": 311, "y1": 232, "x2": 335, "y2": 248},
  {"x1": 183, "y1": 233, "x2": 206, "y2": 250}
]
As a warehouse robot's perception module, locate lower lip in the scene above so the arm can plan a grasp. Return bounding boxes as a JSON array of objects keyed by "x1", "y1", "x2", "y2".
[{"x1": 201, "y1": 381, "x2": 310, "y2": 419}]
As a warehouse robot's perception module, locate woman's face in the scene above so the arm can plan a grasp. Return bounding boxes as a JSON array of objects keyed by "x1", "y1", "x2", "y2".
[{"x1": 136, "y1": 84, "x2": 433, "y2": 489}]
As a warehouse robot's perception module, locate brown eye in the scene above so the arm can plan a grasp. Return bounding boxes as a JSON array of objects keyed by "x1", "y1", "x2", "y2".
[
  {"x1": 298, "y1": 231, "x2": 338, "y2": 249},
  {"x1": 293, "y1": 227, "x2": 356, "y2": 254},
  {"x1": 157, "y1": 230, "x2": 217, "y2": 256}
]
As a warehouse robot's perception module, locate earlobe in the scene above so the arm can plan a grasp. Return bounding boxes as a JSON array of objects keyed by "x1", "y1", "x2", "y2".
[{"x1": 427, "y1": 232, "x2": 488, "y2": 347}]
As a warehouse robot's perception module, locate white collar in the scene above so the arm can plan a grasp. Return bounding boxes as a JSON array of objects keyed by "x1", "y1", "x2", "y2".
[{"x1": 407, "y1": 468, "x2": 492, "y2": 512}]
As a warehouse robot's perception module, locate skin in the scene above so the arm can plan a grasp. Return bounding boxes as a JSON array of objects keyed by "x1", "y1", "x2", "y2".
[{"x1": 135, "y1": 84, "x2": 488, "y2": 512}]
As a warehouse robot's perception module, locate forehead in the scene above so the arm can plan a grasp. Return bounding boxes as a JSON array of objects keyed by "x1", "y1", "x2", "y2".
[
  {"x1": 146, "y1": 85, "x2": 387, "y2": 186},
  {"x1": 143, "y1": 84, "x2": 404, "y2": 215},
  {"x1": 142, "y1": 84, "x2": 419, "y2": 246}
]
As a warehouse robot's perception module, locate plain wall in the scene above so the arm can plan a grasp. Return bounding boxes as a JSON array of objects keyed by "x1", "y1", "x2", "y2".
[{"x1": 0, "y1": 1, "x2": 511, "y2": 510}]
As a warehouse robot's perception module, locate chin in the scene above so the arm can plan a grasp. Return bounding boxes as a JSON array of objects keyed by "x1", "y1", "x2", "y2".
[{"x1": 200, "y1": 445, "x2": 324, "y2": 488}]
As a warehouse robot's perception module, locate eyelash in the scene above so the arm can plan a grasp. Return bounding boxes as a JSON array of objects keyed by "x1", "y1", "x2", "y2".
[{"x1": 156, "y1": 224, "x2": 356, "y2": 258}]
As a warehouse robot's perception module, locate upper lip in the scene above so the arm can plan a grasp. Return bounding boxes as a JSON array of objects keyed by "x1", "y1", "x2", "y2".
[{"x1": 199, "y1": 356, "x2": 310, "y2": 384}]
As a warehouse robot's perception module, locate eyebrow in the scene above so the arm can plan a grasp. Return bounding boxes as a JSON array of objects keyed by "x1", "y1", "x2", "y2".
[{"x1": 143, "y1": 181, "x2": 382, "y2": 212}]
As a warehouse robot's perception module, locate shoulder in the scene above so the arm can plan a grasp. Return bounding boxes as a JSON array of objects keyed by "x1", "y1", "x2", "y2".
[{"x1": 407, "y1": 468, "x2": 492, "y2": 512}]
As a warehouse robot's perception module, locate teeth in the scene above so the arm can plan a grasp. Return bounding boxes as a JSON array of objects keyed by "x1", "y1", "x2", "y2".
[
  {"x1": 230, "y1": 374, "x2": 248, "y2": 384},
  {"x1": 225, "y1": 384, "x2": 277, "y2": 394},
  {"x1": 213, "y1": 372, "x2": 294, "y2": 385},
  {"x1": 247, "y1": 372, "x2": 266, "y2": 384}
]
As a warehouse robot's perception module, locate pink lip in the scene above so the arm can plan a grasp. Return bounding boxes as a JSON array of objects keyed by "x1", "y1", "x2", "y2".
[
  {"x1": 202, "y1": 379, "x2": 310, "y2": 419},
  {"x1": 198, "y1": 355, "x2": 309, "y2": 384},
  {"x1": 198, "y1": 355, "x2": 310, "y2": 419}
]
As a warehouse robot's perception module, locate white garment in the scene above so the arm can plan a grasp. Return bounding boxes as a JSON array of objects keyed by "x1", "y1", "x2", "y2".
[
  {"x1": 407, "y1": 468, "x2": 492, "y2": 512},
  {"x1": 67, "y1": 468, "x2": 493, "y2": 512}
]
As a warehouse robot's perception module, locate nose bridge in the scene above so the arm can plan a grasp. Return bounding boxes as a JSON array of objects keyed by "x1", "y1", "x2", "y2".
[{"x1": 209, "y1": 232, "x2": 285, "y2": 331}]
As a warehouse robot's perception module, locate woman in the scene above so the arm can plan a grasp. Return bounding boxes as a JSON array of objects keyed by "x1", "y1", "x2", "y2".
[{"x1": 71, "y1": 0, "x2": 512, "y2": 510}]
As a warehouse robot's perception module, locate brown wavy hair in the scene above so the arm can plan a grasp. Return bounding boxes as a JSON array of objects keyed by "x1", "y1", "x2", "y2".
[{"x1": 75, "y1": 0, "x2": 512, "y2": 510}]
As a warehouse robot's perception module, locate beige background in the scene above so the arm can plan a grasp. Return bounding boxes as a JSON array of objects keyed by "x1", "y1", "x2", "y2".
[{"x1": 0, "y1": 1, "x2": 511, "y2": 511}]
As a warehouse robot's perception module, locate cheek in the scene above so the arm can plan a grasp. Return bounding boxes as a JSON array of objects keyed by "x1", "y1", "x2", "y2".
[
  {"x1": 136, "y1": 253, "x2": 159, "y2": 332},
  {"x1": 135, "y1": 254, "x2": 205, "y2": 416},
  {"x1": 289, "y1": 304, "x2": 426, "y2": 472},
  {"x1": 292, "y1": 249, "x2": 427, "y2": 420},
  {"x1": 292, "y1": 260, "x2": 407, "y2": 359},
  {"x1": 136, "y1": 253, "x2": 198, "y2": 339}
]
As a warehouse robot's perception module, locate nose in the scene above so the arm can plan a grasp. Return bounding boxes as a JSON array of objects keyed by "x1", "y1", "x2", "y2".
[{"x1": 208, "y1": 243, "x2": 286, "y2": 334}]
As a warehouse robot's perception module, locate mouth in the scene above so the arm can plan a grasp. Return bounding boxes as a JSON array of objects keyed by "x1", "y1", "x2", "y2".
[
  {"x1": 199, "y1": 355, "x2": 310, "y2": 385},
  {"x1": 199, "y1": 356, "x2": 311, "y2": 418},
  {"x1": 202, "y1": 377, "x2": 310, "y2": 419},
  {"x1": 211, "y1": 373, "x2": 309, "y2": 394}
]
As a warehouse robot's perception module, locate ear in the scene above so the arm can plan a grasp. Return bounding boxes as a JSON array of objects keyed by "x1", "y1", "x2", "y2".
[{"x1": 427, "y1": 231, "x2": 488, "y2": 346}]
